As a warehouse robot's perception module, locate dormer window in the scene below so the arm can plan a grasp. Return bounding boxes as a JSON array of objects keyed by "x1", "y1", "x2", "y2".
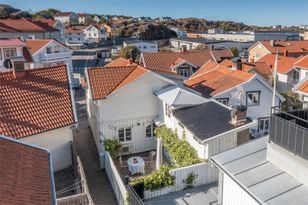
[{"x1": 46, "y1": 47, "x2": 52, "y2": 54}]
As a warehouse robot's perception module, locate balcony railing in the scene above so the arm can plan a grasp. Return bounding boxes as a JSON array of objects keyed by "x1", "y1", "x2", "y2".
[
  {"x1": 40, "y1": 51, "x2": 71, "y2": 61},
  {"x1": 270, "y1": 107, "x2": 308, "y2": 160}
]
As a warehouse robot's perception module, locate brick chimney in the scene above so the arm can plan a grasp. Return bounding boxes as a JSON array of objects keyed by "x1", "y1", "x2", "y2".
[
  {"x1": 10, "y1": 57, "x2": 26, "y2": 79},
  {"x1": 230, "y1": 105, "x2": 247, "y2": 126},
  {"x1": 181, "y1": 46, "x2": 187, "y2": 53},
  {"x1": 128, "y1": 58, "x2": 134, "y2": 65},
  {"x1": 284, "y1": 49, "x2": 289, "y2": 57}
]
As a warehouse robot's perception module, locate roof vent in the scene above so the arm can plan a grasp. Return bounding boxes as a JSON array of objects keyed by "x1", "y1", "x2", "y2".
[
  {"x1": 270, "y1": 40, "x2": 275, "y2": 47},
  {"x1": 230, "y1": 105, "x2": 247, "y2": 126}
]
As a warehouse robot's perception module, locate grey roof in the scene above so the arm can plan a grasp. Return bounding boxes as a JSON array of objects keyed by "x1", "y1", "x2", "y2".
[
  {"x1": 156, "y1": 86, "x2": 208, "y2": 108},
  {"x1": 171, "y1": 37, "x2": 234, "y2": 44},
  {"x1": 124, "y1": 39, "x2": 157, "y2": 45},
  {"x1": 172, "y1": 101, "x2": 242, "y2": 141},
  {"x1": 211, "y1": 137, "x2": 308, "y2": 205}
]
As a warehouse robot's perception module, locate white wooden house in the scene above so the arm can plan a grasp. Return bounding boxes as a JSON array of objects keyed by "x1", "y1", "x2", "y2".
[
  {"x1": 86, "y1": 65, "x2": 176, "y2": 165},
  {"x1": 185, "y1": 61, "x2": 285, "y2": 137},
  {"x1": 156, "y1": 86, "x2": 257, "y2": 160},
  {"x1": 54, "y1": 12, "x2": 79, "y2": 24},
  {"x1": 84, "y1": 24, "x2": 108, "y2": 44}
]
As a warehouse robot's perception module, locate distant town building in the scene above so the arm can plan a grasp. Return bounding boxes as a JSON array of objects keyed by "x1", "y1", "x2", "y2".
[
  {"x1": 248, "y1": 40, "x2": 308, "y2": 62},
  {"x1": 123, "y1": 39, "x2": 158, "y2": 53},
  {"x1": 92, "y1": 15, "x2": 101, "y2": 23},
  {"x1": 54, "y1": 12, "x2": 79, "y2": 24},
  {"x1": 64, "y1": 28, "x2": 85, "y2": 47},
  {"x1": 188, "y1": 30, "x2": 300, "y2": 42},
  {"x1": 78, "y1": 13, "x2": 92, "y2": 24},
  {"x1": 38, "y1": 19, "x2": 65, "y2": 41},
  {"x1": 84, "y1": 24, "x2": 108, "y2": 43},
  {"x1": 170, "y1": 37, "x2": 254, "y2": 51},
  {"x1": 0, "y1": 19, "x2": 61, "y2": 41},
  {"x1": 170, "y1": 28, "x2": 187, "y2": 38}
]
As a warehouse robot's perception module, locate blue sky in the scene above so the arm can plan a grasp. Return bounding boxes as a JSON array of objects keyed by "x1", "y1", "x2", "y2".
[{"x1": 3, "y1": 0, "x2": 308, "y2": 26}]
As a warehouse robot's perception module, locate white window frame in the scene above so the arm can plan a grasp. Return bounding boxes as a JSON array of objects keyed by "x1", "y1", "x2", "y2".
[
  {"x1": 216, "y1": 98, "x2": 229, "y2": 105},
  {"x1": 3, "y1": 48, "x2": 16, "y2": 59},
  {"x1": 146, "y1": 123, "x2": 157, "y2": 138},
  {"x1": 178, "y1": 68, "x2": 190, "y2": 77},
  {"x1": 118, "y1": 127, "x2": 132, "y2": 142},
  {"x1": 46, "y1": 46, "x2": 52, "y2": 54},
  {"x1": 54, "y1": 46, "x2": 60, "y2": 53},
  {"x1": 258, "y1": 118, "x2": 270, "y2": 134},
  {"x1": 246, "y1": 91, "x2": 260, "y2": 106},
  {"x1": 165, "y1": 103, "x2": 172, "y2": 118}
]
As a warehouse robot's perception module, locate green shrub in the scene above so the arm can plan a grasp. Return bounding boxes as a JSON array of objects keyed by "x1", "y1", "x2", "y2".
[
  {"x1": 183, "y1": 172, "x2": 198, "y2": 189},
  {"x1": 104, "y1": 139, "x2": 121, "y2": 159},
  {"x1": 143, "y1": 165, "x2": 175, "y2": 191},
  {"x1": 155, "y1": 126, "x2": 202, "y2": 167}
]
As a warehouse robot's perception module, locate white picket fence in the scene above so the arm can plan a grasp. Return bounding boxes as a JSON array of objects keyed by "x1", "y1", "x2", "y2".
[
  {"x1": 105, "y1": 152, "x2": 128, "y2": 205},
  {"x1": 144, "y1": 162, "x2": 218, "y2": 199}
]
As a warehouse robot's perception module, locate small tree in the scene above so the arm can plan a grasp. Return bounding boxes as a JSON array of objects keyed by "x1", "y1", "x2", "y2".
[
  {"x1": 119, "y1": 46, "x2": 140, "y2": 61},
  {"x1": 229, "y1": 47, "x2": 239, "y2": 57},
  {"x1": 194, "y1": 44, "x2": 207, "y2": 50}
]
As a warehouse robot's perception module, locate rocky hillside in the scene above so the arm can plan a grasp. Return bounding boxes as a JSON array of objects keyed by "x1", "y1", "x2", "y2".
[{"x1": 0, "y1": 4, "x2": 31, "y2": 19}]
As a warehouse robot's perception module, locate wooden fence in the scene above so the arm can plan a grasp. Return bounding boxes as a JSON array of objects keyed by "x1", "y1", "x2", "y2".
[
  {"x1": 105, "y1": 152, "x2": 128, "y2": 205},
  {"x1": 57, "y1": 156, "x2": 94, "y2": 205},
  {"x1": 143, "y1": 162, "x2": 218, "y2": 200}
]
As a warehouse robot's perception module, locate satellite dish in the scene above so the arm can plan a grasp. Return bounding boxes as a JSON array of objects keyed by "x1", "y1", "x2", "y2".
[{"x1": 3, "y1": 59, "x2": 12, "y2": 70}]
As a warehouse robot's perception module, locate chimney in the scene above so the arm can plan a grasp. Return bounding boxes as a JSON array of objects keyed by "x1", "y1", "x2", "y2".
[
  {"x1": 284, "y1": 49, "x2": 289, "y2": 57},
  {"x1": 231, "y1": 105, "x2": 247, "y2": 126},
  {"x1": 181, "y1": 46, "x2": 187, "y2": 53},
  {"x1": 232, "y1": 58, "x2": 242, "y2": 70},
  {"x1": 10, "y1": 57, "x2": 26, "y2": 79},
  {"x1": 270, "y1": 40, "x2": 275, "y2": 47},
  {"x1": 128, "y1": 58, "x2": 134, "y2": 65}
]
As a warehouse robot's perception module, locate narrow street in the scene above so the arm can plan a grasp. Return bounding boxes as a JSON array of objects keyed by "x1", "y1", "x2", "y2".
[{"x1": 73, "y1": 88, "x2": 117, "y2": 205}]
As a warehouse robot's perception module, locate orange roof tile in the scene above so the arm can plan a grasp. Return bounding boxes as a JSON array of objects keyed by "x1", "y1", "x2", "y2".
[
  {"x1": 26, "y1": 39, "x2": 51, "y2": 54},
  {"x1": 0, "y1": 65, "x2": 76, "y2": 139},
  {"x1": 294, "y1": 55, "x2": 308, "y2": 69},
  {"x1": 142, "y1": 49, "x2": 232, "y2": 74},
  {"x1": 261, "y1": 40, "x2": 308, "y2": 54},
  {"x1": 296, "y1": 80, "x2": 308, "y2": 93},
  {"x1": 0, "y1": 19, "x2": 58, "y2": 33},
  {"x1": 87, "y1": 65, "x2": 148, "y2": 100},
  {"x1": 37, "y1": 19, "x2": 58, "y2": 27},
  {"x1": 191, "y1": 60, "x2": 218, "y2": 78},
  {"x1": 220, "y1": 59, "x2": 233, "y2": 67},
  {"x1": 105, "y1": 57, "x2": 133, "y2": 67},
  {"x1": 185, "y1": 64, "x2": 254, "y2": 97},
  {"x1": 0, "y1": 136, "x2": 55, "y2": 205},
  {"x1": 256, "y1": 54, "x2": 298, "y2": 74}
]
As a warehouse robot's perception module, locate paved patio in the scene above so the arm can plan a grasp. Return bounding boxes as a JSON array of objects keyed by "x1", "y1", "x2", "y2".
[
  {"x1": 73, "y1": 88, "x2": 117, "y2": 205},
  {"x1": 144, "y1": 184, "x2": 219, "y2": 205}
]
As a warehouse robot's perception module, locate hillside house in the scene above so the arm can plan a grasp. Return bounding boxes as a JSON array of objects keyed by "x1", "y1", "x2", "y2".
[
  {"x1": 84, "y1": 24, "x2": 108, "y2": 44},
  {"x1": 54, "y1": 12, "x2": 79, "y2": 24}
]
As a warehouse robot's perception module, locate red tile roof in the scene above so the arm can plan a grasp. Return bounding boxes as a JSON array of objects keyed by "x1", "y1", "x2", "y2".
[
  {"x1": 54, "y1": 12, "x2": 74, "y2": 17},
  {"x1": 105, "y1": 57, "x2": 134, "y2": 67},
  {"x1": 0, "y1": 19, "x2": 58, "y2": 33},
  {"x1": 296, "y1": 80, "x2": 308, "y2": 93},
  {"x1": 142, "y1": 49, "x2": 233, "y2": 74},
  {"x1": 36, "y1": 19, "x2": 58, "y2": 27},
  {"x1": 0, "y1": 65, "x2": 76, "y2": 139},
  {"x1": 244, "y1": 62, "x2": 273, "y2": 77},
  {"x1": 185, "y1": 64, "x2": 254, "y2": 97},
  {"x1": 294, "y1": 55, "x2": 308, "y2": 69},
  {"x1": 260, "y1": 40, "x2": 308, "y2": 55},
  {"x1": 191, "y1": 60, "x2": 218, "y2": 78},
  {"x1": 26, "y1": 39, "x2": 51, "y2": 54},
  {"x1": 256, "y1": 54, "x2": 298, "y2": 74},
  {"x1": 65, "y1": 28, "x2": 83, "y2": 33},
  {"x1": 0, "y1": 136, "x2": 55, "y2": 205},
  {"x1": 0, "y1": 38, "x2": 25, "y2": 46},
  {"x1": 87, "y1": 65, "x2": 148, "y2": 100},
  {"x1": 220, "y1": 59, "x2": 233, "y2": 67}
]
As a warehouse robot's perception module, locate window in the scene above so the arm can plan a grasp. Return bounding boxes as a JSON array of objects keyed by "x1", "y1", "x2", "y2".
[
  {"x1": 0, "y1": 49, "x2": 2, "y2": 60},
  {"x1": 146, "y1": 123, "x2": 157, "y2": 138},
  {"x1": 54, "y1": 46, "x2": 60, "y2": 53},
  {"x1": 143, "y1": 46, "x2": 147, "y2": 49},
  {"x1": 3, "y1": 48, "x2": 16, "y2": 59},
  {"x1": 89, "y1": 33, "x2": 91, "y2": 37},
  {"x1": 78, "y1": 38, "x2": 81, "y2": 41},
  {"x1": 246, "y1": 91, "x2": 260, "y2": 106},
  {"x1": 46, "y1": 47, "x2": 52, "y2": 54},
  {"x1": 69, "y1": 38, "x2": 72, "y2": 41},
  {"x1": 178, "y1": 68, "x2": 190, "y2": 77},
  {"x1": 118, "y1": 127, "x2": 132, "y2": 142},
  {"x1": 216, "y1": 98, "x2": 229, "y2": 105},
  {"x1": 94, "y1": 33, "x2": 97, "y2": 36},
  {"x1": 293, "y1": 70, "x2": 299, "y2": 83},
  {"x1": 258, "y1": 118, "x2": 270, "y2": 134},
  {"x1": 256, "y1": 53, "x2": 260, "y2": 58},
  {"x1": 165, "y1": 103, "x2": 172, "y2": 118}
]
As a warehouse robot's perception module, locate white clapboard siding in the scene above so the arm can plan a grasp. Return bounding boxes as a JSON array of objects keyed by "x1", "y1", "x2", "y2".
[{"x1": 104, "y1": 152, "x2": 128, "y2": 205}]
